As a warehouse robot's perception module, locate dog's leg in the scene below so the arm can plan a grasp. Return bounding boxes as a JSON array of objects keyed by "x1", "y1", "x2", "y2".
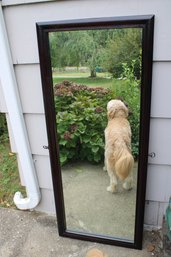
[
  {"x1": 106, "y1": 161, "x2": 117, "y2": 193},
  {"x1": 103, "y1": 158, "x2": 107, "y2": 171},
  {"x1": 122, "y1": 170, "x2": 133, "y2": 190},
  {"x1": 107, "y1": 171, "x2": 117, "y2": 193}
]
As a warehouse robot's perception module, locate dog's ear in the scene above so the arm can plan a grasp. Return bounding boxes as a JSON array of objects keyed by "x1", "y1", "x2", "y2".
[
  {"x1": 120, "y1": 105, "x2": 129, "y2": 118},
  {"x1": 107, "y1": 109, "x2": 115, "y2": 120}
]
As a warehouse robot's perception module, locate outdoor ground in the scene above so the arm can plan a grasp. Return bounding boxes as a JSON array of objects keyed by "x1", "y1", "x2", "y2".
[
  {"x1": 62, "y1": 161, "x2": 137, "y2": 241},
  {"x1": 0, "y1": 207, "x2": 164, "y2": 257}
]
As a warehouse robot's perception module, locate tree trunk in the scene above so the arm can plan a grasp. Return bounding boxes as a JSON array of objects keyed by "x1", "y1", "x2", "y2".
[{"x1": 90, "y1": 69, "x2": 96, "y2": 78}]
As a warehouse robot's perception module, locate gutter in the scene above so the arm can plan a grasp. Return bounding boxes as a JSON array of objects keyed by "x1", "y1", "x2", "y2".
[{"x1": 0, "y1": 4, "x2": 41, "y2": 210}]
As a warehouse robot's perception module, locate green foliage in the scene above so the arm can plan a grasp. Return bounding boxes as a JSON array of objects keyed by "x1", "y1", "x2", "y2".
[
  {"x1": 54, "y1": 81, "x2": 115, "y2": 165},
  {"x1": 0, "y1": 114, "x2": 25, "y2": 207},
  {"x1": 113, "y1": 60, "x2": 140, "y2": 159},
  {"x1": 103, "y1": 28, "x2": 142, "y2": 78},
  {"x1": 0, "y1": 133, "x2": 25, "y2": 207},
  {"x1": 54, "y1": 69, "x2": 140, "y2": 165},
  {"x1": 49, "y1": 30, "x2": 101, "y2": 77},
  {"x1": 0, "y1": 113, "x2": 7, "y2": 137},
  {"x1": 49, "y1": 28, "x2": 142, "y2": 79}
]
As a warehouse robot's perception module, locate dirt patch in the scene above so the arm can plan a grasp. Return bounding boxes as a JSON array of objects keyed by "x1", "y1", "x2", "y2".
[{"x1": 143, "y1": 229, "x2": 163, "y2": 257}]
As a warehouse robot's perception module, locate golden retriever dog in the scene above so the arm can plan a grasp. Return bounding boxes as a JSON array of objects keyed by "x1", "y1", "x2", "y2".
[
  {"x1": 104, "y1": 99, "x2": 134, "y2": 193},
  {"x1": 85, "y1": 248, "x2": 108, "y2": 257}
]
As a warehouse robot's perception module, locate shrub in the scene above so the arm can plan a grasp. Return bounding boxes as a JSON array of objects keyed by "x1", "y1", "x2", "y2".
[
  {"x1": 54, "y1": 81, "x2": 115, "y2": 165},
  {"x1": 54, "y1": 69, "x2": 140, "y2": 166},
  {"x1": 113, "y1": 60, "x2": 140, "y2": 159}
]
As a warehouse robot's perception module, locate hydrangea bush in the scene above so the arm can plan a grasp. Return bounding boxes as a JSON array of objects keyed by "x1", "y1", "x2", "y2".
[{"x1": 54, "y1": 77, "x2": 140, "y2": 166}]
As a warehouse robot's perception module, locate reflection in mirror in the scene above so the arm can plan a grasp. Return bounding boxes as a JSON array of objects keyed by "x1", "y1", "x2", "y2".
[{"x1": 49, "y1": 28, "x2": 142, "y2": 240}]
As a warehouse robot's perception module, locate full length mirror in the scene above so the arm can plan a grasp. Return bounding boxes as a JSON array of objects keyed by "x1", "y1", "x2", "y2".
[
  {"x1": 50, "y1": 27, "x2": 141, "y2": 241},
  {"x1": 37, "y1": 16, "x2": 154, "y2": 249}
]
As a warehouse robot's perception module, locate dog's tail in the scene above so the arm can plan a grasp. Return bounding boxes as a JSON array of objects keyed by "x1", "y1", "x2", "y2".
[{"x1": 115, "y1": 149, "x2": 134, "y2": 180}]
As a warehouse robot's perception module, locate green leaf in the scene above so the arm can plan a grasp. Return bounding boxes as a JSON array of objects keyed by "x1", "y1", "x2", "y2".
[
  {"x1": 94, "y1": 154, "x2": 101, "y2": 162},
  {"x1": 59, "y1": 139, "x2": 67, "y2": 146},
  {"x1": 60, "y1": 154, "x2": 67, "y2": 165},
  {"x1": 92, "y1": 146, "x2": 99, "y2": 153}
]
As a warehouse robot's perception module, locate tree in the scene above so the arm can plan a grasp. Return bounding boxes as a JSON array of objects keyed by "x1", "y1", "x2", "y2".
[
  {"x1": 49, "y1": 32, "x2": 69, "y2": 69},
  {"x1": 102, "y1": 28, "x2": 142, "y2": 78},
  {"x1": 49, "y1": 28, "x2": 142, "y2": 78},
  {"x1": 49, "y1": 30, "x2": 111, "y2": 77}
]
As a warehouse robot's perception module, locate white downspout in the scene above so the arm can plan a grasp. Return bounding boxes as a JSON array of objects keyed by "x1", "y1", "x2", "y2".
[{"x1": 0, "y1": 4, "x2": 41, "y2": 210}]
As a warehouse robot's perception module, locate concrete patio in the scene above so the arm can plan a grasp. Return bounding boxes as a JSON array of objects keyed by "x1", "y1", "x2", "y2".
[
  {"x1": 62, "y1": 162, "x2": 138, "y2": 240},
  {"x1": 0, "y1": 207, "x2": 163, "y2": 257}
]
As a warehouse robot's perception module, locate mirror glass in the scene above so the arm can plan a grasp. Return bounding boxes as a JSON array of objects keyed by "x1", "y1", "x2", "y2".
[{"x1": 49, "y1": 27, "x2": 142, "y2": 241}]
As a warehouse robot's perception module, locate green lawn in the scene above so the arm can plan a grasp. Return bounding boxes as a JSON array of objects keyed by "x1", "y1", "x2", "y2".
[
  {"x1": 53, "y1": 76, "x2": 112, "y2": 88},
  {"x1": 52, "y1": 69, "x2": 128, "y2": 89},
  {"x1": 0, "y1": 134, "x2": 25, "y2": 208},
  {"x1": 53, "y1": 76, "x2": 126, "y2": 90},
  {"x1": 53, "y1": 70, "x2": 111, "y2": 78}
]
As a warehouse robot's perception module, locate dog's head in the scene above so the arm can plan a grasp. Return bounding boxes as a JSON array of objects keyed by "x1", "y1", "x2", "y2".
[{"x1": 107, "y1": 99, "x2": 129, "y2": 120}]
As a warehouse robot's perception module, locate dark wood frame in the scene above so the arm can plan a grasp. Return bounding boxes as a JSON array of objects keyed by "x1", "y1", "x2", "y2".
[{"x1": 36, "y1": 15, "x2": 154, "y2": 250}]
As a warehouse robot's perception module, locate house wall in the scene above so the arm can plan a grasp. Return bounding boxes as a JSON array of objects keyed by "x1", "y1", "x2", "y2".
[{"x1": 0, "y1": 0, "x2": 171, "y2": 226}]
